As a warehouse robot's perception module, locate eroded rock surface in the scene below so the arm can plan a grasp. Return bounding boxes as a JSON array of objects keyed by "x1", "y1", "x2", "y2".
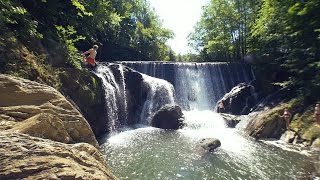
[
  {"x1": 0, "y1": 74, "x2": 98, "y2": 147},
  {"x1": 0, "y1": 132, "x2": 116, "y2": 180}
]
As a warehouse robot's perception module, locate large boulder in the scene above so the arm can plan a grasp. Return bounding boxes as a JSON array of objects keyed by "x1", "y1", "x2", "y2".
[
  {"x1": 150, "y1": 104, "x2": 184, "y2": 130},
  {"x1": 7, "y1": 113, "x2": 71, "y2": 143},
  {"x1": 244, "y1": 107, "x2": 286, "y2": 139},
  {"x1": 0, "y1": 132, "x2": 116, "y2": 179},
  {"x1": 0, "y1": 74, "x2": 98, "y2": 147},
  {"x1": 197, "y1": 138, "x2": 221, "y2": 153},
  {"x1": 217, "y1": 83, "x2": 256, "y2": 115}
]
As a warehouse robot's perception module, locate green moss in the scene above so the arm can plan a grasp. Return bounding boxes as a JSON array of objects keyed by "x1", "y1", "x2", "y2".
[
  {"x1": 285, "y1": 97, "x2": 320, "y2": 141},
  {"x1": 302, "y1": 126, "x2": 320, "y2": 141}
]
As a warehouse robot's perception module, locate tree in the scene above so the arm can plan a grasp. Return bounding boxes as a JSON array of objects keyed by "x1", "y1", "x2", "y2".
[{"x1": 188, "y1": 0, "x2": 258, "y2": 62}]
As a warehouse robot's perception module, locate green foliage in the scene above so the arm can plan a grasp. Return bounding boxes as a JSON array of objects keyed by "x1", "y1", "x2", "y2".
[
  {"x1": 188, "y1": 0, "x2": 259, "y2": 62},
  {"x1": 111, "y1": 0, "x2": 174, "y2": 60},
  {"x1": 71, "y1": 0, "x2": 93, "y2": 17},
  {"x1": 55, "y1": 25, "x2": 85, "y2": 69},
  {"x1": 189, "y1": 0, "x2": 319, "y2": 99},
  {"x1": 0, "y1": 0, "x2": 42, "y2": 39}
]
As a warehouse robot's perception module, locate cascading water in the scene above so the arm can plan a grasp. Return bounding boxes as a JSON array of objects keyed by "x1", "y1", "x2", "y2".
[
  {"x1": 100, "y1": 62, "x2": 315, "y2": 179},
  {"x1": 118, "y1": 65, "x2": 128, "y2": 124},
  {"x1": 96, "y1": 63, "x2": 175, "y2": 128},
  {"x1": 95, "y1": 65, "x2": 121, "y2": 132},
  {"x1": 120, "y1": 62, "x2": 253, "y2": 110},
  {"x1": 140, "y1": 74, "x2": 175, "y2": 124}
]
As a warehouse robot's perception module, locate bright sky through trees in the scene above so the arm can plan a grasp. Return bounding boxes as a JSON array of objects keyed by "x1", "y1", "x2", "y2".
[{"x1": 149, "y1": 0, "x2": 208, "y2": 55}]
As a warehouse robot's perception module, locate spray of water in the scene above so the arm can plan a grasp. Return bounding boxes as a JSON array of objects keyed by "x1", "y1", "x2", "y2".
[
  {"x1": 140, "y1": 74, "x2": 175, "y2": 124},
  {"x1": 95, "y1": 65, "x2": 121, "y2": 132}
]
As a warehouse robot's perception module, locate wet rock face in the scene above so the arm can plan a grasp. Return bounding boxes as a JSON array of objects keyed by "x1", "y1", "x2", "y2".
[
  {"x1": 0, "y1": 74, "x2": 98, "y2": 147},
  {"x1": 220, "y1": 113, "x2": 241, "y2": 128},
  {"x1": 150, "y1": 104, "x2": 184, "y2": 130},
  {"x1": 217, "y1": 83, "x2": 256, "y2": 115},
  {"x1": 60, "y1": 68, "x2": 107, "y2": 138},
  {"x1": 0, "y1": 132, "x2": 116, "y2": 180},
  {"x1": 197, "y1": 138, "x2": 221, "y2": 153},
  {"x1": 108, "y1": 64, "x2": 147, "y2": 125}
]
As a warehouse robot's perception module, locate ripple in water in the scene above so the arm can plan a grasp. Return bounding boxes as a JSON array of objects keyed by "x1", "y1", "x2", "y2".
[{"x1": 100, "y1": 111, "x2": 315, "y2": 180}]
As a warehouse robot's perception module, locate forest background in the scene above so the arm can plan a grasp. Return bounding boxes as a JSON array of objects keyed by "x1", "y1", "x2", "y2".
[{"x1": 0, "y1": 0, "x2": 319, "y2": 103}]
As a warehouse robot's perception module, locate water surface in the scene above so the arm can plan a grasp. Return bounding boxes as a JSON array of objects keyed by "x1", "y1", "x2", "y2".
[{"x1": 101, "y1": 111, "x2": 314, "y2": 179}]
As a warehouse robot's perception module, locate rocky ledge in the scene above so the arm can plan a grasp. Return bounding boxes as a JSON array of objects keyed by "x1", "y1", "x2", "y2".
[
  {"x1": 0, "y1": 132, "x2": 116, "y2": 179},
  {"x1": 0, "y1": 74, "x2": 117, "y2": 179}
]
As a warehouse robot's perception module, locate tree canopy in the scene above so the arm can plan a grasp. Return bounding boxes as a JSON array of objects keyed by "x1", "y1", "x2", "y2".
[
  {"x1": 0, "y1": 0, "x2": 174, "y2": 63},
  {"x1": 188, "y1": 0, "x2": 320, "y2": 100}
]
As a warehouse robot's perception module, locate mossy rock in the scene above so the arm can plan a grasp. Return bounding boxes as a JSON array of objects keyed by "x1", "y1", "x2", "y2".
[
  {"x1": 59, "y1": 68, "x2": 108, "y2": 137},
  {"x1": 302, "y1": 125, "x2": 320, "y2": 141},
  {"x1": 245, "y1": 106, "x2": 286, "y2": 139}
]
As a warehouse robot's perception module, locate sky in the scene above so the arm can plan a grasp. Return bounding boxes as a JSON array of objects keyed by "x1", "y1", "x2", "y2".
[{"x1": 148, "y1": 0, "x2": 208, "y2": 55}]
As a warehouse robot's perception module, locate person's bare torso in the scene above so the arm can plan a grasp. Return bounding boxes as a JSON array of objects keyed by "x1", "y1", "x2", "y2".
[{"x1": 88, "y1": 48, "x2": 97, "y2": 59}]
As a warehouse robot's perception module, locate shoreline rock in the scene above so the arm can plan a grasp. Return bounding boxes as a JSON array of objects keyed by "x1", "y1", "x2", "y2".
[
  {"x1": 0, "y1": 74, "x2": 98, "y2": 147},
  {"x1": 0, "y1": 74, "x2": 117, "y2": 179},
  {"x1": 0, "y1": 132, "x2": 116, "y2": 179}
]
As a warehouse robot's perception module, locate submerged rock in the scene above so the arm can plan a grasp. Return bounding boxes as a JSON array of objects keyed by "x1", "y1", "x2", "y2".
[
  {"x1": 0, "y1": 132, "x2": 116, "y2": 180},
  {"x1": 220, "y1": 113, "x2": 241, "y2": 128},
  {"x1": 197, "y1": 138, "x2": 221, "y2": 153},
  {"x1": 150, "y1": 104, "x2": 184, "y2": 130}
]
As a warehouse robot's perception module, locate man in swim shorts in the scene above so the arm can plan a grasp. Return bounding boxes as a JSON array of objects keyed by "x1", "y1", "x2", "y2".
[{"x1": 82, "y1": 45, "x2": 98, "y2": 67}]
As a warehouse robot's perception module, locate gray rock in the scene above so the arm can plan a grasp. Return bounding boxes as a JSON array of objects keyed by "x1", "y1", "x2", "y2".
[
  {"x1": 244, "y1": 108, "x2": 286, "y2": 139},
  {"x1": 150, "y1": 104, "x2": 184, "y2": 130},
  {"x1": 220, "y1": 113, "x2": 241, "y2": 128},
  {"x1": 217, "y1": 83, "x2": 256, "y2": 115},
  {"x1": 197, "y1": 138, "x2": 221, "y2": 152},
  {"x1": 311, "y1": 138, "x2": 320, "y2": 150},
  {"x1": 280, "y1": 130, "x2": 297, "y2": 143}
]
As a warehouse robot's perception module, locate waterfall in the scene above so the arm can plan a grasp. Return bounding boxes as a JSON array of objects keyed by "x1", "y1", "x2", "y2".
[
  {"x1": 118, "y1": 65, "x2": 128, "y2": 124},
  {"x1": 120, "y1": 62, "x2": 254, "y2": 110},
  {"x1": 95, "y1": 63, "x2": 176, "y2": 130},
  {"x1": 140, "y1": 74, "x2": 175, "y2": 124},
  {"x1": 101, "y1": 62, "x2": 314, "y2": 180},
  {"x1": 95, "y1": 65, "x2": 121, "y2": 132}
]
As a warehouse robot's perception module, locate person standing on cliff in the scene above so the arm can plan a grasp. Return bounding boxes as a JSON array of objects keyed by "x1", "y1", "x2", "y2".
[
  {"x1": 280, "y1": 108, "x2": 292, "y2": 129},
  {"x1": 315, "y1": 103, "x2": 320, "y2": 125},
  {"x1": 81, "y1": 45, "x2": 98, "y2": 67}
]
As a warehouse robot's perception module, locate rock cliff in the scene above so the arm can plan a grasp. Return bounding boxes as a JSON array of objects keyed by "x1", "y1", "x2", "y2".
[
  {"x1": 0, "y1": 74, "x2": 117, "y2": 179},
  {"x1": 0, "y1": 132, "x2": 116, "y2": 179}
]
